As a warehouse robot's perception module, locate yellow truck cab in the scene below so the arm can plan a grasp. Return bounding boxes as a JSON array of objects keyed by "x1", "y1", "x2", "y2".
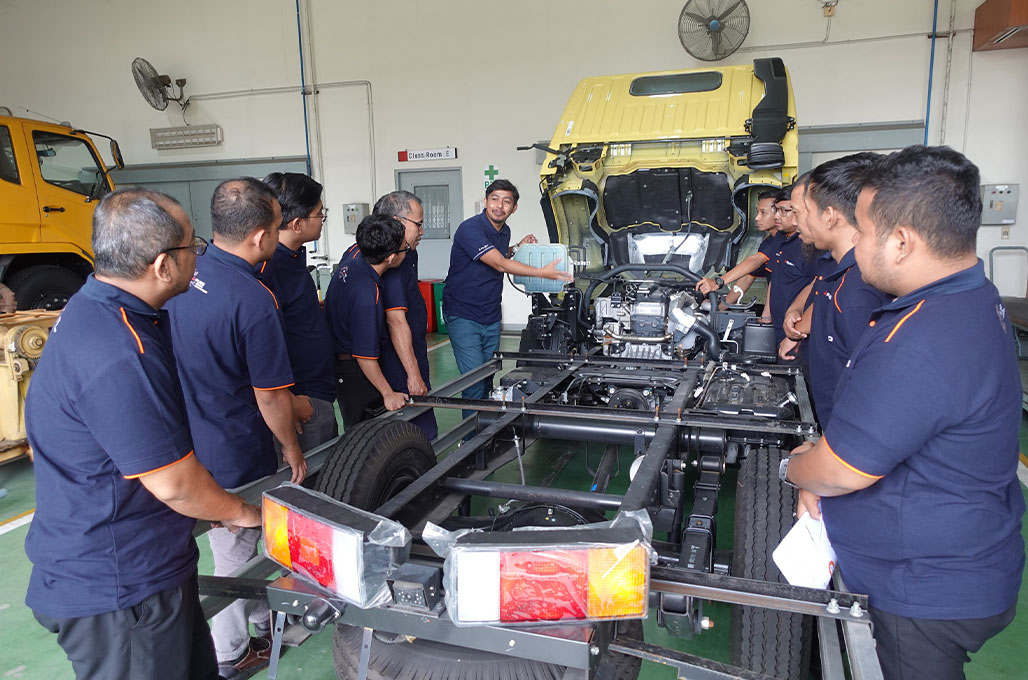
[
  {"x1": 536, "y1": 58, "x2": 797, "y2": 276},
  {"x1": 0, "y1": 111, "x2": 123, "y2": 309}
]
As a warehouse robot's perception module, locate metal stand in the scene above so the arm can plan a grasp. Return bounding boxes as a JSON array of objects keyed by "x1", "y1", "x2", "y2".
[{"x1": 267, "y1": 610, "x2": 287, "y2": 680}]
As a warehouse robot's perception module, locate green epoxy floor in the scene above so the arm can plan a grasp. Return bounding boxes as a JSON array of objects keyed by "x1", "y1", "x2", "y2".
[{"x1": 1, "y1": 334, "x2": 1026, "y2": 679}]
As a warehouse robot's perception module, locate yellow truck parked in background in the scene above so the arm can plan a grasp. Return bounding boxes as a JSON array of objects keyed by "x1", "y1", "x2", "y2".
[{"x1": 0, "y1": 110, "x2": 123, "y2": 309}]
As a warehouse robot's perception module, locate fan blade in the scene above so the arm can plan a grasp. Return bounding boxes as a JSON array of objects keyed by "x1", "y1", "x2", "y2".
[
  {"x1": 711, "y1": 31, "x2": 722, "y2": 58},
  {"x1": 715, "y1": 0, "x2": 745, "y2": 22},
  {"x1": 684, "y1": 11, "x2": 709, "y2": 23}
]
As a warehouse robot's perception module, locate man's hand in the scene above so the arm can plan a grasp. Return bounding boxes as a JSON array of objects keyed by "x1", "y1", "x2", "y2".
[
  {"x1": 0, "y1": 284, "x2": 16, "y2": 314},
  {"x1": 384, "y1": 391, "x2": 409, "y2": 411},
  {"x1": 518, "y1": 234, "x2": 538, "y2": 247},
  {"x1": 291, "y1": 394, "x2": 313, "y2": 433},
  {"x1": 696, "y1": 278, "x2": 719, "y2": 295},
  {"x1": 281, "y1": 443, "x2": 307, "y2": 484},
  {"x1": 796, "y1": 489, "x2": 822, "y2": 520},
  {"x1": 783, "y1": 310, "x2": 808, "y2": 341},
  {"x1": 779, "y1": 337, "x2": 800, "y2": 361},
  {"x1": 220, "y1": 502, "x2": 263, "y2": 533},
  {"x1": 541, "y1": 258, "x2": 574, "y2": 282},
  {"x1": 407, "y1": 374, "x2": 427, "y2": 396}
]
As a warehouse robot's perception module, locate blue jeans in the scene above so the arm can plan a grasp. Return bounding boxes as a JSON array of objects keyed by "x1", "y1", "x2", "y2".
[{"x1": 445, "y1": 314, "x2": 501, "y2": 421}]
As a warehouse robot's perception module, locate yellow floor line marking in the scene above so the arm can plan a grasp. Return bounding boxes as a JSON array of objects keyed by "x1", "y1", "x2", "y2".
[{"x1": 0, "y1": 508, "x2": 34, "y2": 536}]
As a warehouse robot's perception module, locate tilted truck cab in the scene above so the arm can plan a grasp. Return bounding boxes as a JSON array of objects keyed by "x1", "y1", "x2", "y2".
[{"x1": 0, "y1": 112, "x2": 123, "y2": 309}]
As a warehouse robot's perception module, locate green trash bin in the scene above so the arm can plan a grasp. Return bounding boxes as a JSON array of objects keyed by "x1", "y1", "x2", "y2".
[{"x1": 433, "y1": 281, "x2": 447, "y2": 334}]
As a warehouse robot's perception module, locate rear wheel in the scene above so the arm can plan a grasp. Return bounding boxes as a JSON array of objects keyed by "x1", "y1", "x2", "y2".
[
  {"x1": 9, "y1": 265, "x2": 84, "y2": 310},
  {"x1": 730, "y1": 448, "x2": 811, "y2": 679}
]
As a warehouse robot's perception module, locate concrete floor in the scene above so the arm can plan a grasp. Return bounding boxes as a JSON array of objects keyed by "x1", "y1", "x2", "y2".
[{"x1": 1, "y1": 334, "x2": 1026, "y2": 679}]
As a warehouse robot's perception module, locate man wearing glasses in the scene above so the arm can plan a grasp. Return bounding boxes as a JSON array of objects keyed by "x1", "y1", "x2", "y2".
[
  {"x1": 25, "y1": 188, "x2": 261, "y2": 679},
  {"x1": 766, "y1": 184, "x2": 814, "y2": 349},
  {"x1": 373, "y1": 190, "x2": 437, "y2": 440},
  {"x1": 325, "y1": 213, "x2": 410, "y2": 428},
  {"x1": 167, "y1": 177, "x2": 305, "y2": 679},
  {"x1": 260, "y1": 172, "x2": 338, "y2": 451}
]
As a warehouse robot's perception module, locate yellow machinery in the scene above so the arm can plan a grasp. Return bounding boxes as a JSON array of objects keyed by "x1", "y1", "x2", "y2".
[{"x1": 0, "y1": 310, "x2": 59, "y2": 463}]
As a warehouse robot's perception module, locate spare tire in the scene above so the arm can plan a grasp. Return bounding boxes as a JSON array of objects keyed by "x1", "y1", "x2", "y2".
[
  {"x1": 729, "y1": 448, "x2": 811, "y2": 679},
  {"x1": 314, "y1": 418, "x2": 436, "y2": 511}
]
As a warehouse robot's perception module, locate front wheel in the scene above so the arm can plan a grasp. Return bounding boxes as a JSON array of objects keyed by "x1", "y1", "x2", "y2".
[{"x1": 8, "y1": 265, "x2": 85, "y2": 310}]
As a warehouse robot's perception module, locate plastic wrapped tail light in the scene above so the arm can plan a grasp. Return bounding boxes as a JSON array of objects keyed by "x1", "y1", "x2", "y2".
[
  {"x1": 262, "y1": 483, "x2": 410, "y2": 608},
  {"x1": 445, "y1": 525, "x2": 650, "y2": 626}
]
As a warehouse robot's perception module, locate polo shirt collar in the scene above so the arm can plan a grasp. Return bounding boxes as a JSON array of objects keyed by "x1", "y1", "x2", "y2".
[
  {"x1": 824, "y1": 248, "x2": 857, "y2": 282},
  {"x1": 879, "y1": 259, "x2": 986, "y2": 313},
  {"x1": 206, "y1": 242, "x2": 258, "y2": 275},
  {"x1": 477, "y1": 210, "x2": 509, "y2": 235},
  {"x1": 79, "y1": 275, "x2": 161, "y2": 319},
  {"x1": 276, "y1": 242, "x2": 306, "y2": 260},
  {"x1": 781, "y1": 230, "x2": 800, "y2": 244},
  {"x1": 353, "y1": 251, "x2": 383, "y2": 285}
]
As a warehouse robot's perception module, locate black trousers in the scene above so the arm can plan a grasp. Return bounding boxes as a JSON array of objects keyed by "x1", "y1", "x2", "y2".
[
  {"x1": 871, "y1": 604, "x2": 1017, "y2": 680},
  {"x1": 335, "y1": 357, "x2": 382, "y2": 429},
  {"x1": 33, "y1": 572, "x2": 218, "y2": 680}
]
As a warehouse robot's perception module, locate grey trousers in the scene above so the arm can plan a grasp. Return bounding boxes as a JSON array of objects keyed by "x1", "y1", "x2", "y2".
[
  {"x1": 296, "y1": 396, "x2": 339, "y2": 451},
  {"x1": 208, "y1": 527, "x2": 268, "y2": 662}
]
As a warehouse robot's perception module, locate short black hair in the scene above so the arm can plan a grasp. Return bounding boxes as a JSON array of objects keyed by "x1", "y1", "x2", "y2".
[
  {"x1": 93, "y1": 188, "x2": 184, "y2": 278},
  {"x1": 211, "y1": 177, "x2": 279, "y2": 242},
  {"x1": 806, "y1": 153, "x2": 880, "y2": 225},
  {"x1": 861, "y1": 146, "x2": 981, "y2": 258},
  {"x1": 263, "y1": 172, "x2": 323, "y2": 228},
  {"x1": 373, "y1": 190, "x2": 421, "y2": 218},
  {"x1": 776, "y1": 185, "x2": 794, "y2": 203},
  {"x1": 486, "y1": 179, "x2": 519, "y2": 204},
  {"x1": 355, "y1": 214, "x2": 404, "y2": 265},
  {"x1": 757, "y1": 189, "x2": 777, "y2": 202}
]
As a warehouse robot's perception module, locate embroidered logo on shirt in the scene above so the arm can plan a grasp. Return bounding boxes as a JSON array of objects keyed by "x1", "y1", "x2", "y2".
[
  {"x1": 997, "y1": 302, "x2": 1007, "y2": 332},
  {"x1": 190, "y1": 275, "x2": 209, "y2": 295},
  {"x1": 338, "y1": 265, "x2": 349, "y2": 283}
]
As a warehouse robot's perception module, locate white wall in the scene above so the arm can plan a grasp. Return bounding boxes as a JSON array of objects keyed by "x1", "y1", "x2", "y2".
[{"x1": 2, "y1": 0, "x2": 1026, "y2": 324}]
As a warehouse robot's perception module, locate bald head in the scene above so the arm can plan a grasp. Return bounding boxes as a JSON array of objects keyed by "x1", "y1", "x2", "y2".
[{"x1": 211, "y1": 177, "x2": 279, "y2": 242}]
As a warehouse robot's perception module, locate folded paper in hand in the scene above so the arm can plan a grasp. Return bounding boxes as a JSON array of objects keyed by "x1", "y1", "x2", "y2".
[{"x1": 772, "y1": 512, "x2": 837, "y2": 589}]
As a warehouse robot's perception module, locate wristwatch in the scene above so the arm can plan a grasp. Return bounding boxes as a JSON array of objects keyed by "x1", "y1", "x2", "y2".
[
  {"x1": 714, "y1": 276, "x2": 725, "y2": 289},
  {"x1": 779, "y1": 456, "x2": 798, "y2": 488}
]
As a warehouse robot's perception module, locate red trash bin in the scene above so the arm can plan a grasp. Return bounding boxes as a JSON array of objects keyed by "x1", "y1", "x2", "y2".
[{"x1": 418, "y1": 280, "x2": 438, "y2": 333}]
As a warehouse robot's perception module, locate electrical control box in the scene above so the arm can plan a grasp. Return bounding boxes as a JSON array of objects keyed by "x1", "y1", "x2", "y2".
[
  {"x1": 343, "y1": 203, "x2": 370, "y2": 234},
  {"x1": 981, "y1": 184, "x2": 1018, "y2": 225}
]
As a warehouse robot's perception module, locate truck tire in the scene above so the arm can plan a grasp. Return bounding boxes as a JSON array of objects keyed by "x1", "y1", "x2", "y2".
[
  {"x1": 332, "y1": 620, "x2": 643, "y2": 680},
  {"x1": 9, "y1": 265, "x2": 85, "y2": 310},
  {"x1": 729, "y1": 448, "x2": 811, "y2": 679},
  {"x1": 314, "y1": 418, "x2": 436, "y2": 511}
]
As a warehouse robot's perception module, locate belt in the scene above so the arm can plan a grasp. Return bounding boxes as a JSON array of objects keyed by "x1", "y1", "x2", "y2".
[{"x1": 336, "y1": 353, "x2": 353, "y2": 361}]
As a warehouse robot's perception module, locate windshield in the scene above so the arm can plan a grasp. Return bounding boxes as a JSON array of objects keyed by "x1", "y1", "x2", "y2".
[{"x1": 33, "y1": 131, "x2": 109, "y2": 199}]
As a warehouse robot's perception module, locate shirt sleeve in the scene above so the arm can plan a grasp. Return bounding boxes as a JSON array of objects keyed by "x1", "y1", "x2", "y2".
[
  {"x1": 455, "y1": 223, "x2": 497, "y2": 262},
  {"x1": 381, "y1": 269, "x2": 407, "y2": 312},
  {"x1": 824, "y1": 342, "x2": 954, "y2": 478},
  {"x1": 349, "y1": 292, "x2": 382, "y2": 359},
  {"x1": 241, "y1": 297, "x2": 295, "y2": 390},
  {"x1": 834, "y1": 279, "x2": 888, "y2": 357},
  {"x1": 75, "y1": 355, "x2": 194, "y2": 478}
]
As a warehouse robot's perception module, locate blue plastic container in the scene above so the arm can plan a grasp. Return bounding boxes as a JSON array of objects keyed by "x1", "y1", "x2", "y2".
[{"x1": 512, "y1": 244, "x2": 572, "y2": 293}]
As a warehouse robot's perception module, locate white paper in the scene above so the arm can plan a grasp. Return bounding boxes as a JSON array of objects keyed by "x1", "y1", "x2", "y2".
[{"x1": 772, "y1": 513, "x2": 837, "y2": 589}]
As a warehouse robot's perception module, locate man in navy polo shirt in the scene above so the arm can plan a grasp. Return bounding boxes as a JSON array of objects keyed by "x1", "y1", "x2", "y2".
[
  {"x1": 767, "y1": 185, "x2": 816, "y2": 349},
  {"x1": 25, "y1": 188, "x2": 261, "y2": 680},
  {"x1": 260, "y1": 172, "x2": 338, "y2": 450},
  {"x1": 325, "y1": 213, "x2": 409, "y2": 428},
  {"x1": 168, "y1": 178, "x2": 305, "y2": 678},
  {"x1": 781, "y1": 154, "x2": 889, "y2": 423},
  {"x1": 374, "y1": 190, "x2": 438, "y2": 440},
  {"x1": 783, "y1": 146, "x2": 1024, "y2": 680},
  {"x1": 696, "y1": 189, "x2": 780, "y2": 307},
  {"x1": 443, "y1": 179, "x2": 571, "y2": 405}
]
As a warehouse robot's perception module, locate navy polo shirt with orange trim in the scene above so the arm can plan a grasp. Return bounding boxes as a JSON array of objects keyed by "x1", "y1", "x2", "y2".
[
  {"x1": 168, "y1": 243, "x2": 294, "y2": 488},
  {"x1": 380, "y1": 249, "x2": 430, "y2": 388},
  {"x1": 754, "y1": 231, "x2": 786, "y2": 279},
  {"x1": 806, "y1": 249, "x2": 889, "y2": 424},
  {"x1": 443, "y1": 211, "x2": 511, "y2": 324},
  {"x1": 25, "y1": 276, "x2": 198, "y2": 618},
  {"x1": 821, "y1": 260, "x2": 1024, "y2": 620},
  {"x1": 324, "y1": 252, "x2": 385, "y2": 359},
  {"x1": 257, "y1": 243, "x2": 335, "y2": 402},
  {"x1": 768, "y1": 231, "x2": 814, "y2": 344}
]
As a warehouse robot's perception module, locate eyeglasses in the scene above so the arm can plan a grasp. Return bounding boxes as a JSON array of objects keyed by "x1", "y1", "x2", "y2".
[
  {"x1": 399, "y1": 215, "x2": 424, "y2": 229},
  {"x1": 775, "y1": 207, "x2": 794, "y2": 214},
  {"x1": 395, "y1": 242, "x2": 413, "y2": 255},
  {"x1": 155, "y1": 235, "x2": 207, "y2": 261},
  {"x1": 306, "y1": 208, "x2": 329, "y2": 223}
]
